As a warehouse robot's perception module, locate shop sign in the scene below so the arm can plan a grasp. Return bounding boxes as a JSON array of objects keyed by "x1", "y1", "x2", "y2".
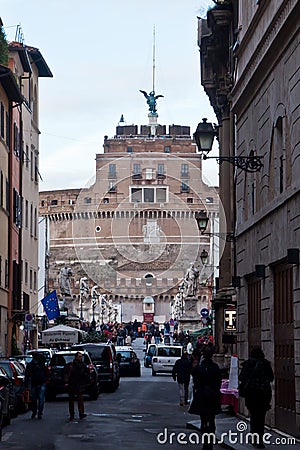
[
  {"x1": 143, "y1": 313, "x2": 154, "y2": 323},
  {"x1": 224, "y1": 309, "x2": 236, "y2": 331}
]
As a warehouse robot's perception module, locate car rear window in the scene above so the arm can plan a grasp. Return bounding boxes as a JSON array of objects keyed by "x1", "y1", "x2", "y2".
[
  {"x1": 51, "y1": 354, "x2": 90, "y2": 366},
  {"x1": 148, "y1": 346, "x2": 156, "y2": 355},
  {"x1": 116, "y1": 351, "x2": 133, "y2": 360},
  {"x1": 157, "y1": 347, "x2": 182, "y2": 357},
  {"x1": 28, "y1": 351, "x2": 51, "y2": 362},
  {"x1": 0, "y1": 362, "x2": 13, "y2": 377},
  {"x1": 11, "y1": 361, "x2": 24, "y2": 375},
  {"x1": 73, "y1": 346, "x2": 110, "y2": 362},
  {"x1": 0, "y1": 367, "x2": 7, "y2": 377}
]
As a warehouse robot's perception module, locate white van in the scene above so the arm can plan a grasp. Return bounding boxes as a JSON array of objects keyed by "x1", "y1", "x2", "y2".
[{"x1": 151, "y1": 345, "x2": 183, "y2": 376}]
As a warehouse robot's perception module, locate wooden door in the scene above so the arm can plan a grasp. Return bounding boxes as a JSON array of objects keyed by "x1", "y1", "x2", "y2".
[{"x1": 274, "y1": 264, "x2": 296, "y2": 435}]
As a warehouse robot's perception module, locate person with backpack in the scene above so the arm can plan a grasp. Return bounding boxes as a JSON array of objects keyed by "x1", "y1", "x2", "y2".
[
  {"x1": 172, "y1": 351, "x2": 191, "y2": 406},
  {"x1": 239, "y1": 346, "x2": 274, "y2": 449}
]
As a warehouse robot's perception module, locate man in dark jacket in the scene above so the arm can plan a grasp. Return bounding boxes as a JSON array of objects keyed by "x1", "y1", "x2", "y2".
[
  {"x1": 66, "y1": 352, "x2": 90, "y2": 420},
  {"x1": 25, "y1": 352, "x2": 48, "y2": 419},
  {"x1": 191, "y1": 346, "x2": 222, "y2": 450},
  {"x1": 172, "y1": 352, "x2": 191, "y2": 406}
]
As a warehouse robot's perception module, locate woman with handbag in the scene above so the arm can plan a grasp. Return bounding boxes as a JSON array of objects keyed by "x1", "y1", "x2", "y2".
[
  {"x1": 190, "y1": 345, "x2": 222, "y2": 450},
  {"x1": 239, "y1": 346, "x2": 274, "y2": 449}
]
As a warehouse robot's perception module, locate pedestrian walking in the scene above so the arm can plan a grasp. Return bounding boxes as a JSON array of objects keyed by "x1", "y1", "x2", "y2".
[
  {"x1": 186, "y1": 339, "x2": 193, "y2": 358},
  {"x1": 125, "y1": 334, "x2": 132, "y2": 346},
  {"x1": 190, "y1": 346, "x2": 222, "y2": 450},
  {"x1": 24, "y1": 352, "x2": 48, "y2": 419},
  {"x1": 65, "y1": 352, "x2": 90, "y2": 420},
  {"x1": 239, "y1": 346, "x2": 274, "y2": 449},
  {"x1": 172, "y1": 351, "x2": 191, "y2": 406},
  {"x1": 154, "y1": 328, "x2": 161, "y2": 344}
]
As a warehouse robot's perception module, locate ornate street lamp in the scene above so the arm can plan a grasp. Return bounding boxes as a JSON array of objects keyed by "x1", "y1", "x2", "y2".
[
  {"x1": 194, "y1": 118, "x2": 263, "y2": 173},
  {"x1": 195, "y1": 211, "x2": 209, "y2": 234},
  {"x1": 178, "y1": 283, "x2": 185, "y2": 315},
  {"x1": 91, "y1": 285, "x2": 100, "y2": 325},
  {"x1": 194, "y1": 118, "x2": 217, "y2": 156},
  {"x1": 195, "y1": 210, "x2": 234, "y2": 242},
  {"x1": 79, "y1": 277, "x2": 88, "y2": 321},
  {"x1": 200, "y1": 249, "x2": 209, "y2": 265}
]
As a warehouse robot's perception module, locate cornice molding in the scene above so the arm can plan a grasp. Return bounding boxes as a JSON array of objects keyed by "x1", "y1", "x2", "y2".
[{"x1": 232, "y1": 0, "x2": 298, "y2": 109}]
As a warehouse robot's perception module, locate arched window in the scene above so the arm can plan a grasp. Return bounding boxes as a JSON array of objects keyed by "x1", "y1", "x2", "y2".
[{"x1": 268, "y1": 105, "x2": 290, "y2": 199}]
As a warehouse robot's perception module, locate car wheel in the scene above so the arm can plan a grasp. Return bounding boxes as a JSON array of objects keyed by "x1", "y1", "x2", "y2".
[
  {"x1": 3, "y1": 409, "x2": 11, "y2": 426},
  {"x1": 89, "y1": 388, "x2": 99, "y2": 401},
  {"x1": 152, "y1": 369, "x2": 157, "y2": 376},
  {"x1": 45, "y1": 391, "x2": 56, "y2": 401},
  {"x1": 107, "y1": 382, "x2": 116, "y2": 393},
  {"x1": 19, "y1": 399, "x2": 29, "y2": 414},
  {"x1": 135, "y1": 369, "x2": 141, "y2": 377}
]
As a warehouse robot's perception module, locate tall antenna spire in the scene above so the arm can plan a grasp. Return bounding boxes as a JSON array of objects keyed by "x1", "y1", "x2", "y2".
[
  {"x1": 152, "y1": 25, "x2": 155, "y2": 93},
  {"x1": 139, "y1": 25, "x2": 164, "y2": 135}
]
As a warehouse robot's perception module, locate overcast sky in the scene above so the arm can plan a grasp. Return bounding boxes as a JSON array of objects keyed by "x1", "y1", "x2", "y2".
[{"x1": 2, "y1": 0, "x2": 219, "y2": 191}]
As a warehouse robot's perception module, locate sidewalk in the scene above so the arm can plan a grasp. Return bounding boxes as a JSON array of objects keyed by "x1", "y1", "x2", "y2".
[{"x1": 186, "y1": 413, "x2": 299, "y2": 449}]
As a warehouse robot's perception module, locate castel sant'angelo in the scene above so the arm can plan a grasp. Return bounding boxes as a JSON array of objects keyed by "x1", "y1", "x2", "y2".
[{"x1": 39, "y1": 89, "x2": 220, "y2": 325}]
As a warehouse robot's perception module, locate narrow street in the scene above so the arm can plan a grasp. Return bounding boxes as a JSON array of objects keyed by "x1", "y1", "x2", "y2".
[{"x1": 2, "y1": 339, "x2": 223, "y2": 449}]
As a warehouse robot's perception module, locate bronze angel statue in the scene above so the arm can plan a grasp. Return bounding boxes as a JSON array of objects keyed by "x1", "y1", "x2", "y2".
[{"x1": 139, "y1": 90, "x2": 164, "y2": 114}]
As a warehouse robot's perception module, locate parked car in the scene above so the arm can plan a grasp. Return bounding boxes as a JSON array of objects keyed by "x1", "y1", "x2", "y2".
[
  {"x1": 72, "y1": 343, "x2": 120, "y2": 392},
  {"x1": 26, "y1": 348, "x2": 54, "y2": 366},
  {"x1": 0, "y1": 360, "x2": 28, "y2": 414},
  {"x1": 143, "y1": 344, "x2": 157, "y2": 368},
  {"x1": 151, "y1": 345, "x2": 183, "y2": 376},
  {"x1": 0, "y1": 366, "x2": 15, "y2": 438},
  {"x1": 115, "y1": 346, "x2": 141, "y2": 377},
  {"x1": 10, "y1": 355, "x2": 33, "y2": 369},
  {"x1": 46, "y1": 350, "x2": 99, "y2": 401}
]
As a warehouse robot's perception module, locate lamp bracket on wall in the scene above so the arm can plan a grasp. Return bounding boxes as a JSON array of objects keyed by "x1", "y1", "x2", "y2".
[
  {"x1": 202, "y1": 154, "x2": 264, "y2": 173},
  {"x1": 201, "y1": 231, "x2": 235, "y2": 242},
  {"x1": 194, "y1": 119, "x2": 263, "y2": 173}
]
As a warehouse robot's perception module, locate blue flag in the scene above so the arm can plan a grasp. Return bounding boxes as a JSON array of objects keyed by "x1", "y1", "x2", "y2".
[{"x1": 41, "y1": 290, "x2": 60, "y2": 320}]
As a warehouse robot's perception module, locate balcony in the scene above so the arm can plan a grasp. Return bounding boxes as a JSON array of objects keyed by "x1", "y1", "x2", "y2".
[
  {"x1": 132, "y1": 173, "x2": 142, "y2": 180},
  {"x1": 156, "y1": 172, "x2": 166, "y2": 180}
]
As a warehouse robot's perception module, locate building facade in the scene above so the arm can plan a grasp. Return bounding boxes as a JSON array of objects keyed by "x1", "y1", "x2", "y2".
[
  {"x1": 0, "y1": 57, "x2": 23, "y2": 356},
  {"x1": 199, "y1": 0, "x2": 300, "y2": 437},
  {"x1": 39, "y1": 122, "x2": 220, "y2": 327},
  {"x1": 0, "y1": 21, "x2": 52, "y2": 355}
]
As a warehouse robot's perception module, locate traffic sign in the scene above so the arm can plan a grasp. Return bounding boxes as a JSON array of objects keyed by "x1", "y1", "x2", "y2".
[
  {"x1": 24, "y1": 314, "x2": 35, "y2": 330},
  {"x1": 201, "y1": 308, "x2": 209, "y2": 317}
]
